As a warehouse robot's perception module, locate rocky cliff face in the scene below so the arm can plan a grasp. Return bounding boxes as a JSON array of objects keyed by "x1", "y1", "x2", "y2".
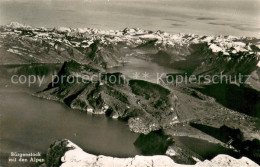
[{"x1": 43, "y1": 139, "x2": 259, "y2": 167}]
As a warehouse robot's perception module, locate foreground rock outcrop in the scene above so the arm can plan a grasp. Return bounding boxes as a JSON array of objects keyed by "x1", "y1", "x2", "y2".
[{"x1": 44, "y1": 139, "x2": 259, "y2": 167}]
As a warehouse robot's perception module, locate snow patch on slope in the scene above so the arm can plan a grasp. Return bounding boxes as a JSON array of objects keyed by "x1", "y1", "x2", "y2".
[
  {"x1": 6, "y1": 22, "x2": 31, "y2": 29},
  {"x1": 209, "y1": 44, "x2": 223, "y2": 53}
]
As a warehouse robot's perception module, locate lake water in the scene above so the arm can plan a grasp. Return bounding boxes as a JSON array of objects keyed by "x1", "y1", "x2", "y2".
[
  {"x1": 109, "y1": 56, "x2": 183, "y2": 83},
  {"x1": 0, "y1": 87, "x2": 140, "y2": 157},
  {"x1": 174, "y1": 136, "x2": 240, "y2": 160},
  {"x1": 0, "y1": 0, "x2": 259, "y2": 37}
]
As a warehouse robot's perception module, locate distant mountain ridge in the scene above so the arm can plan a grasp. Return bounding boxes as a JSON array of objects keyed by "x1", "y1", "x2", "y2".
[
  {"x1": 1, "y1": 22, "x2": 259, "y2": 89},
  {"x1": 1, "y1": 22, "x2": 259, "y2": 65}
]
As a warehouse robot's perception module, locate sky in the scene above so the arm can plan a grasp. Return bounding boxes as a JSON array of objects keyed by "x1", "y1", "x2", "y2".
[{"x1": 0, "y1": 0, "x2": 259, "y2": 37}]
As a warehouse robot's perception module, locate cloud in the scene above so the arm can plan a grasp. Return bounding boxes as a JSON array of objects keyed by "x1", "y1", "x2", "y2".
[{"x1": 197, "y1": 17, "x2": 217, "y2": 21}]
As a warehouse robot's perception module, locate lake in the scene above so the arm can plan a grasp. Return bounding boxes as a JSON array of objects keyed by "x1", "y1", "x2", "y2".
[
  {"x1": 0, "y1": 87, "x2": 141, "y2": 157},
  {"x1": 174, "y1": 136, "x2": 240, "y2": 160},
  {"x1": 0, "y1": 64, "x2": 141, "y2": 166},
  {"x1": 109, "y1": 56, "x2": 183, "y2": 83}
]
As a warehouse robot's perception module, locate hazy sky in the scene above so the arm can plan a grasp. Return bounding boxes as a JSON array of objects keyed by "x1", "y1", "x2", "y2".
[{"x1": 0, "y1": 0, "x2": 259, "y2": 37}]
